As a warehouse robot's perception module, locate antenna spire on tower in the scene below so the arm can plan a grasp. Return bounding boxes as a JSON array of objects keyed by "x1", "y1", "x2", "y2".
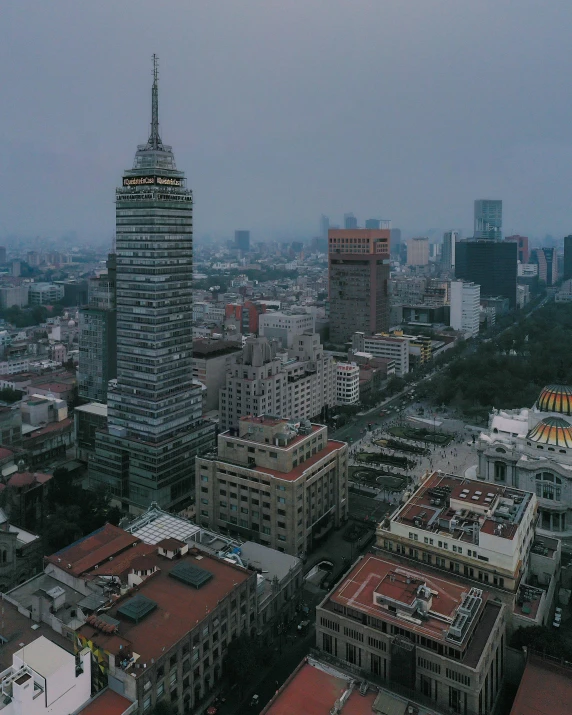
[{"x1": 149, "y1": 53, "x2": 162, "y2": 149}]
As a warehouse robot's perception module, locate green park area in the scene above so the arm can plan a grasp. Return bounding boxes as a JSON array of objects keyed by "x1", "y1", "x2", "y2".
[
  {"x1": 349, "y1": 466, "x2": 407, "y2": 492},
  {"x1": 388, "y1": 425, "x2": 453, "y2": 446}
]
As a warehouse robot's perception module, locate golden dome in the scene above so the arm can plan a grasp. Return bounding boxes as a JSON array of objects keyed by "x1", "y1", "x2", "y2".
[
  {"x1": 527, "y1": 417, "x2": 572, "y2": 448},
  {"x1": 537, "y1": 384, "x2": 572, "y2": 415}
]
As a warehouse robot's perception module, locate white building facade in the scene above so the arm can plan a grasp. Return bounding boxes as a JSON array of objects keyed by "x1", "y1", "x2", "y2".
[
  {"x1": 351, "y1": 332, "x2": 409, "y2": 376},
  {"x1": 336, "y1": 362, "x2": 359, "y2": 405},
  {"x1": 477, "y1": 384, "x2": 572, "y2": 534},
  {"x1": 450, "y1": 280, "x2": 480, "y2": 338},
  {"x1": 219, "y1": 334, "x2": 336, "y2": 430},
  {"x1": 259, "y1": 311, "x2": 315, "y2": 348}
]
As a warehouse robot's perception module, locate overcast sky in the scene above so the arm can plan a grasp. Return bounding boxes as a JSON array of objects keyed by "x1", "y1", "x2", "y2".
[{"x1": 1, "y1": 1, "x2": 571, "y2": 244}]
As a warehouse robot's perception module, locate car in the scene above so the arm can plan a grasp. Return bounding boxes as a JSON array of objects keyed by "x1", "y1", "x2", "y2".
[
  {"x1": 556, "y1": 607, "x2": 563, "y2": 615},
  {"x1": 297, "y1": 620, "x2": 310, "y2": 633},
  {"x1": 554, "y1": 612, "x2": 562, "y2": 622},
  {"x1": 553, "y1": 620, "x2": 561, "y2": 628}
]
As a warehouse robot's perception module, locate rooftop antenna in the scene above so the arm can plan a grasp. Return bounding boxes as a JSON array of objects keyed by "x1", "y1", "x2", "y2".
[{"x1": 149, "y1": 54, "x2": 162, "y2": 150}]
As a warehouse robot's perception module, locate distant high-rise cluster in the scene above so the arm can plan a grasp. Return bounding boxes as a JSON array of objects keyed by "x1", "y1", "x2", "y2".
[{"x1": 474, "y1": 199, "x2": 502, "y2": 240}]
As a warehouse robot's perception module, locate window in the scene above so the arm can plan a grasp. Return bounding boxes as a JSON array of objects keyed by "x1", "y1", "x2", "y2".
[
  {"x1": 536, "y1": 472, "x2": 562, "y2": 500},
  {"x1": 277, "y1": 497, "x2": 286, "y2": 504}
]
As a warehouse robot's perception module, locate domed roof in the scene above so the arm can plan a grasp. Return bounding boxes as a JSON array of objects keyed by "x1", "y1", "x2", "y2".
[
  {"x1": 527, "y1": 416, "x2": 572, "y2": 448},
  {"x1": 537, "y1": 384, "x2": 572, "y2": 415}
]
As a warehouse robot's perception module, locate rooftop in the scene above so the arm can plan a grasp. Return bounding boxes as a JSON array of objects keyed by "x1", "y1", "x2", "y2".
[
  {"x1": 325, "y1": 554, "x2": 501, "y2": 658},
  {"x1": 13, "y1": 635, "x2": 71, "y2": 679},
  {"x1": 78, "y1": 688, "x2": 135, "y2": 715},
  {"x1": 76, "y1": 550, "x2": 250, "y2": 670},
  {"x1": 0, "y1": 598, "x2": 73, "y2": 670},
  {"x1": 262, "y1": 657, "x2": 438, "y2": 715},
  {"x1": 510, "y1": 654, "x2": 572, "y2": 715},
  {"x1": 74, "y1": 402, "x2": 108, "y2": 417},
  {"x1": 390, "y1": 471, "x2": 533, "y2": 543},
  {"x1": 45, "y1": 524, "x2": 140, "y2": 578}
]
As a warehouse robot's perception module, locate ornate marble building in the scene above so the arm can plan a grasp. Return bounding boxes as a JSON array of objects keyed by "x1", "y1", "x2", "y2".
[{"x1": 477, "y1": 384, "x2": 572, "y2": 533}]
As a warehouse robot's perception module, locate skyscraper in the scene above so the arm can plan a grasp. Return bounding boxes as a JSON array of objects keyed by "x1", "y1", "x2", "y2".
[
  {"x1": 564, "y1": 235, "x2": 572, "y2": 281},
  {"x1": 328, "y1": 229, "x2": 390, "y2": 344},
  {"x1": 474, "y1": 199, "x2": 502, "y2": 239},
  {"x1": 234, "y1": 230, "x2": 250, "y2": 253},
  {"x1": 90, "y1": 57, "x2": 215, "y2": 512},
  {"x1": 531, "y1": 247, "x2": 558, "y2": 286},
  {"x1": 78, "y1": 253, "x2": 117, "y2": 404},
  {"x1": 365, "y1": 218, "x2": 381, "y2": 229},
  {"x1": 406, "y1": 237, "x2": 429, "y2": 266},
  {"x1": 320, "y1": 214, "x2": 330, "y2": 240},
  {"x1": 456, "y1": 239, "x2": 517, "y2": 307},
  {"x1": 505, "y1": 235, "x2": 529, "y2": 263},
  {"x1": 442, "y1": 230, "x2": 458, "y2": 272},
  {"x1": 344, "y1": 213, "x2": 358, "y2": 229}
]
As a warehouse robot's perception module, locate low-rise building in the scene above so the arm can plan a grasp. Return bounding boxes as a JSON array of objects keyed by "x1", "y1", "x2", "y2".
[
  {"x1": 196, "y1": 415, "x2": 348, "y2": 557},
  {"x1": 352, "y1": 333, "x2": 409, "y2": 377},
  {"x1": 316, "y1": 553, "x2": 505, "y2": 715},
  {"x1": 28, "y1": 283, "x2": 65, "y2": 305},
  {"x1": 0, "y1": 636, "x2": 91, "y2": 715}
]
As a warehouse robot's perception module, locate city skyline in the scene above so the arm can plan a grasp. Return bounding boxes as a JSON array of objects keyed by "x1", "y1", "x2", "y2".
[{"x1": 1, "y1": 2, "x2": 572, "y2": 242}]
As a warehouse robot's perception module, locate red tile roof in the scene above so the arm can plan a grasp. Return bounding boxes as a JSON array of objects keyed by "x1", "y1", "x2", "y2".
[
  {"x1": 77, "y1": 551, "x2": 251, "y2": 669},
  {"x1": 45, "y1": 524, "x2": 140, "y2": 577},
  {"x1": 78, "y1": 688, "x2": 134, "y2": 715},
  {"x1": 262, "y1": 660, "x2": 378, "y2": 715},
  {"x1": 7, "y1": 471, "x2": 52, "y2": 488},
  {"x1": 510, "y1": 655, "x2": 572, "y2": 715},
  {"x1": 0, "y1": 448, "x2": 13, "y2": 460}
]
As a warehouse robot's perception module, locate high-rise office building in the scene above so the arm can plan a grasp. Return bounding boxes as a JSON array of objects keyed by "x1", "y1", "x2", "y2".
[
  {"x1": 505, "y1": 235, "x2": 529, "y2": 264},
  {"x1": 450, "y1": 280, "x2": 480, "y2": 338},
  {"x1": 406, "y1": 237, "x2": 429, "y2": 266},
  {"x1": 343, "y1": 212, "x2": 358, "y2": 229},
  {"x1": 90, "y1": 57, "x2": 215, "y2": 512},
  {"x1": 389, "y1": 228, "x2": 402, "y2": 258},
  {"x1": 0, "y1": 247, "x2": 6, "y2": 264},
  {"x1": 456, "y1": 239, "x2": 517, "y2": 307},
  {"x1": 78, "y1": 253, "x2": 117, "y2": 404},
  {"x1": 234, "y1": 230, "x2": 250, "y2": 253},
  {"x1": 320, "y1": 214, "x2": 330, "y2": 240},
  {"x1": 563, "y1": 235, "x2": 572, "y2": 281},
  {"x1": 328, "y1": 229, "x2": 390, "y2": 344},
  {"x1": 442, "y1": 230, "x2": 458, "y2": 272},
  {"x1": 531, "y1": 247, "x2": 558, "y2": 286},
  {"x1": 365, "y1": 218, "x2": 381, "y2": 229},
  {"x1": 474, "y1": 199, "x2": 502, "y2": 239}
]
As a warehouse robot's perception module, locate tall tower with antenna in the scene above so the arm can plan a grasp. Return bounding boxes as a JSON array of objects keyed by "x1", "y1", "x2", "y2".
[{"x1": 89, "y1": 57, "x2": 215, "y2": 512}]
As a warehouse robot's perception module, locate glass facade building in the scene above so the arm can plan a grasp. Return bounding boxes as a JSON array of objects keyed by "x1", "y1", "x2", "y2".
[{"x1": 89, "y1": 59, "x2": 215, "y2": 512}]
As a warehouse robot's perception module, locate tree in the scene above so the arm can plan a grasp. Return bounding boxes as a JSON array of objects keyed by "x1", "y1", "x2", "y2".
[{"x1": 224, "y1": 634, "x2": 265, "y2": 697}]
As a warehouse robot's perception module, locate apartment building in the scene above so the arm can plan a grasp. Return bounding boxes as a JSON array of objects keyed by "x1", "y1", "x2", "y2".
[
  {"x1": 28, "y1": 283, "x2": 64, "y2": 305},
  {"x1": 219, "y1": 335, "x2": 336, "y2": 430},
  {"x1": 316, "y1": 553, "x2": 505, "y2": 715},
  {"x1": 376, "y1": 471, "x2": 560, "y2": 630},
  {"x1": 352, "y1": 332, "x2": 409, "y2": 377},
  {"x1": 196, "y1": 415, "x2": 348, "y2": 557},
  {"x1": 336, "y1": 362, "x2": 360, "y2": 405}
]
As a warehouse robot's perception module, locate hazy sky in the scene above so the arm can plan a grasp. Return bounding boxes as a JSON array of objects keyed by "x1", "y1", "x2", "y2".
[{"x1": 1, "y1": 1, "x2": 572, "y2": 244}]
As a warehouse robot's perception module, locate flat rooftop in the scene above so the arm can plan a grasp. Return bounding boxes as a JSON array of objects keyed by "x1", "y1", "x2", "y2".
[
  {"x1": 76, "y1": 550, "x2": 250, "y2": 671},
  {"x1": 510, "y1": 655, "x2": 572, "y2": 715},
  {"x1": 78, "y1": 688, "x2": 135, "y2": 715},
  {"x1": 392, "y1": 471, "x2": 532, "y2": 542},
  {"x1": 14, "y1": 635, "x2": 71, "y2": 679},
  {"x1": 262, "y1": 657, "x2": 439, "y2": 715},
  {"x1": 127, "y1": 511, "x2": 201, "y2": 545},
  {"x1": 325, "y1": 554, "x2": 500, "y2": 658},
  {"x1": 75, "y1": 402, "x2": 108, "y2": 417}
]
